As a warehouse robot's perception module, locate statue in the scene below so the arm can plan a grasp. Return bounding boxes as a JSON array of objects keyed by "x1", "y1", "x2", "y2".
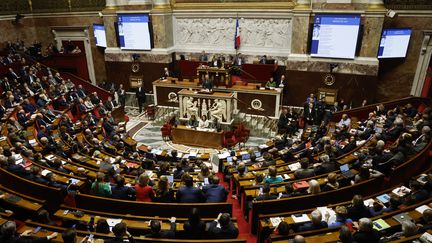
[
  {"x1": 184, "y1": 97, "x2": 198, "y2": 118},
  {"x1": 210, "y1": 99, "x2": 226, "y2": 122},
  {"x1": 201, "y1": 100, "x2": 208, "y2": 118}
]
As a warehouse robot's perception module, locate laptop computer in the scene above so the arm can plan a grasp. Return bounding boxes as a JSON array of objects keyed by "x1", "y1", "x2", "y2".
[
  {"x1": 392, "y1": 213, "x2": 413, "y2": 224},
  {"x1": 255, "y1": 151, "x2": 262, "y2": 158},
  {"x1": 166, "y1": 175, "x2": 174, "y2": 184},
  {"x1": 340, "y1": 164, "x2": 355, "y2": 179}
]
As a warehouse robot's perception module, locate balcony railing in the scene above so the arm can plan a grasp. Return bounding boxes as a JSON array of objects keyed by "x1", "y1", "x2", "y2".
[{"x1": 0, "y1": 0, "x2": 105, "y2": 15}]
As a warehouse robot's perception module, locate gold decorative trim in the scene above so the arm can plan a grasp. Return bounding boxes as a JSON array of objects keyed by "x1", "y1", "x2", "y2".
[
  {"x1": 153, "y1": 3, "x2": 172, "y2": 10},
  {"x1": 173, "y1": 2, "x2": 295, "y2": 10},
  {"x1": 294, "y1": 4, "x2": 311, "y2": 10},
  {"x1": 367, "y1": 3, "x2": 385, "y2": 10}
]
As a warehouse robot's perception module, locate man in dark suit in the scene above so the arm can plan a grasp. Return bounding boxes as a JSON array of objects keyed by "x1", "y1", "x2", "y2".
[
  {"x1": 144, "y1": 218, "x2": 176, "y2": 238},
  {"x1": 298, "y1": 210, "x2": 328, "y2": 232},
  {"x1": 353, "y1": 218, "x2": 381, "y2": 243},
  {"x1": 76, "y1": 84, "x2": 86, "y2": 98},
  {"x1": 161, "y1": 67, "x2": 173, "y2": 79},
  {"x1": 314, "y1": 154, "x2": 337, "y2": 175},
  {"x1": 2, "y1": 77, "x2": 12, "y2": 92},
  {"x1": 17, "y1": 109, "x2": 31, "y2": 127},
  {"x1": 22, "y1": 99, "x2": 37, "y2": 114},
  {"x1": 136, "y1": 83, "x2": 146, "y2": 113},
  {"x1": 7, "y1": 68, "x2": 19, "y2": 81},
  {"x1": 202, "y1": 74, "x2": 214, "y2": 90},
  {"x1": 208, "y1": 213, "x2": 239, "y2": 239},
  {"x1": 105, "y1": 96, "x2": 118, "y2": 112},
  {"x1": 202, "y1": 176, "x2": 228, "y2": 203},
  {"x1": 294, "y1": 158, "x2": 315, "y2": 179},
  {"x1": 104, "y1": 222, "x2": 135, "y2": 243},
  {"x1": 304, "y1": 102, "x2": 316, "y2": 125},
  {"x1": 176, "y1": 175, "x2": 205, "y2": 203},
  {"x1": 278, "y1": 108, "x2": 290, "y2": 134}
]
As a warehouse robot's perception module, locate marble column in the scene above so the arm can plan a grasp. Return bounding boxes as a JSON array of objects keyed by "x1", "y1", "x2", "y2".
[
  {"x1": 150, "y1": 2, "x2": 173, "y2": 49},
  {"x1": 359, "y1": 11, "x2": 385, "y2": 57},
  {"x1": 291, "y1": 9, "x2": 311, "y2": 55},
  {"x1": 102, "y1": 9, "x2": 118, "y2": 48}
]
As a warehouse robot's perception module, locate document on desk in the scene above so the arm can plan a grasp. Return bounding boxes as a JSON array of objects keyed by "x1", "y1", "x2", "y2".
[
  {"x1": 373, "y1": 219, "x2": 390, "y2": 231},
  {"x1": 288, "y1": 162, "x2": 301, "y2": 171},
  {"x1": 270, "y1": 217, "x2": 282, "y2": 227},
  {"x1": 416, "y1": 205, "x2": 432, "y2": 214},
  {"x1": 291, "y1": 214, "x2": 311, "y2": 223},
  {"x1": 107, "y1": 218, "x2": 122, "y2": 227},
  {"x1": 392, "y1": 186, "x2": 411, "y2": 197}
]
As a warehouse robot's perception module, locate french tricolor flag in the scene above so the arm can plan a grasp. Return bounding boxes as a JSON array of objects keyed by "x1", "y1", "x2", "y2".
[{"x1": 234, "y1": 18, "x2": 240, "y2": 50}]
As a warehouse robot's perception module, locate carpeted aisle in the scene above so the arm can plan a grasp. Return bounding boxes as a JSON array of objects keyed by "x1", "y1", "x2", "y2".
[{"x1": 217, "y1": 173, "x2": 256, "y2": 243}]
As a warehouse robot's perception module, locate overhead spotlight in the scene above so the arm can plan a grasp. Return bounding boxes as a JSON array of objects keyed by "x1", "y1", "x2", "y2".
[
  {"x1": 386, "y1": 9, "x2": 397, "y2": 18},
  {"x1": 329, "y1": 63, "x2": 339, "y2": 73}
]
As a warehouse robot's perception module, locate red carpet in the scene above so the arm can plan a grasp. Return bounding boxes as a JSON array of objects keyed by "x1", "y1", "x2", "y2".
[{"x1": 217, "y1": 173, "x2": 256, "y2": 243}]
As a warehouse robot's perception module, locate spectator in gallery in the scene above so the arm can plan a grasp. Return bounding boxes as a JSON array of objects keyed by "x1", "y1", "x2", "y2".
[
  {"x1": 187, "y1": 115, "x2": 199, "y2": 128},
  {"x1": 202, "y1": 74, "x2": 214, "y2": 90},
  {"x1": 135, "y1": 82, "x2": 146, "y2": 113},
  {"x1": 199, "y1": 51, "x2": 208, "y2": 62},
  {"x1": 265, "y1": 77, "x2": 276, "y2": 88},
  {"x1": 71, "y1": 46, "x2": 81, "y2": 54}
]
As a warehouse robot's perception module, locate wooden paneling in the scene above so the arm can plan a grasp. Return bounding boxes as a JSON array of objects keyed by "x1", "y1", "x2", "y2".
[
  {"x1": 105, "y1": 61, "x2": 168, "y2": 92},
  {"x1": 284, "y1": 70, "x2": 377, "y2": 107}
]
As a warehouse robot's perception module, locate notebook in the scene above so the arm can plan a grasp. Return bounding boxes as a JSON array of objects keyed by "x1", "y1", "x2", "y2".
[
  {"x1": 373, "y1": 219, "x2": 390, "y2": 231},
  {"x1": 376, "y1": 194, "x2": 390, "y2": 204}
]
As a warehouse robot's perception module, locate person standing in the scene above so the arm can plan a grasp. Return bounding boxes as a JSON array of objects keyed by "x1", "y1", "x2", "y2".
[
  {"x1": 136, "y1": 83, "x2": 146, "y2": 113},
  {"x1": 117, "y1": 84, "x2": 126, "y2": 107}
]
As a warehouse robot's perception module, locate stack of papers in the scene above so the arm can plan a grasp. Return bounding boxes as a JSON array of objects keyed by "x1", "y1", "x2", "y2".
[
  {"x1": 291, "y1": 214, "x2": 311, "y2": 223},
  {"x1": 363, "y1": 199, "x2": 375, "y2": 207},
  {"x1": 145, "y1": 170, "x2": 154, "y2": 178},
  {"x1": 283, "y1": 174, "x2": 290, "y2": 180},
  {"x1": 392, "y1": 186, "x2": 411, "y2": 197},
  {"x1": 41, "y1": 169, "x2": 51, "y2": 177},
  {"x1": 258, "y1": 144, "x2": 268, "y2": 149},
  {"x1": 288, "y1": 162, "x2": 301, "y2": 171},
  {"x1": 416, "y1": 205, "x2": 432, "y2": 214},
  {"x1": 317, "y1": 207, "x2": 336, "y2": 224},
  {"x1": 29, "y1": 139, "x2": 38, "y2": 146},
  {"x1": 269, "y1": 217, "x2": 282, "y2": 227}
]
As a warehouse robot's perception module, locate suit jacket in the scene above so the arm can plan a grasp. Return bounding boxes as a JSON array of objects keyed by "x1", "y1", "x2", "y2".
[
  {"x1": 298, "y1": 221, "x2": 328, "y2": 232},
  {"x1": 23, "y1": 103, "x2": 37, "y2": 114},
  {"x1": 353, "y1": 229, "x2": 381, "y2": 243},
  {"x1": 202, "y1": 184, "x2": 228, "y2": 202},
  {"x1": 105, "y1": 100, "x2": 118, "y2": 111},
  {"x1": 176, "y1": 186, "x2": 205, "y2": 203},
  {"x1": 294, "y1": 168, "x2": 315, "y2": 179},
  {"x1": 144, "y1": 222, "x2": 176, "y2": 238},
  {"x1": 202, "y1": 79, "x2": 214, "y2": 90},
  {"x1": 136, "y1": 87, "x2": 146, "y2": 102},
  {"x1": 208, "y1": 221, "x2": 239, "y2": 239}
]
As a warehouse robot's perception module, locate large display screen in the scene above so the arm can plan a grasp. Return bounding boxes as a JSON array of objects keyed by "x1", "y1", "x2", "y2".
[
  {"x1": 117, "y1": 14, "x2": 151, "y2": 50},
  {"x1": 93, "y1": 24, "x2": 107, "y2": 48},
  {"x1": 311, "y1": 14, "x2": 361, "y2": 59},
  {"x1": 377, "y1": 28, "x2": 412, "y2": 59}
]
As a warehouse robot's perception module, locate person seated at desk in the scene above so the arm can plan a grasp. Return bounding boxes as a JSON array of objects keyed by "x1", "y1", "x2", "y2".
[
  {"x1": 259, "y1": 55, "x2": 267, "y2": 64},
  {"x1": 187, "y1": 115, "x2": 199, "y2": 128},
  {"x1": 161, "y1": 67, "x2": 173, "y2": 79},
  {"x1": 265, "y1": 77, "x2": 276, "y2": 88},
  {"x1": 202, "y1": 74, "x2": 214, "y2": 90},
  {"x1": 199, "y1": 115, "x2": 210, "y2": 129},
  {"x1": 199, "y1": 51, "x2": 208, "y2": 62}
]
